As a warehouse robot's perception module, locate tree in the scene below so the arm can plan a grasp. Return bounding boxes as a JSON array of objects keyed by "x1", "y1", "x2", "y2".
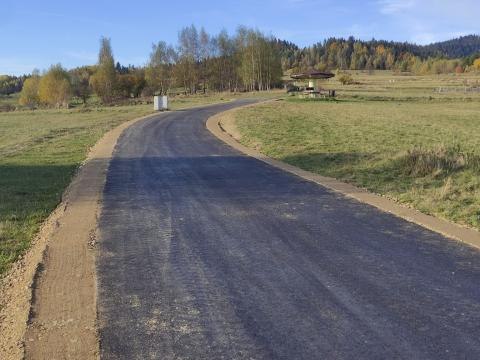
[
  {"x1": 38, "y1": 64, "x2": 72, "y2": 108},
  {"x1": 116, "y1": 74, "x2": 136, "y2": 98},
  {"x1": 145, "y1": 41, "x2": 176, "y2": 95},
  {"x1": 199, "y1": 27, "x2": 211, "y2": 93},
  {"x1": 473, "y1": 58, "x2": 480, "y2": 71},
  {"x1": 212, "y1": 29, "x2": 238, "y2": 92},
  {"x1": 18, "y1": 75, "x2": 40, "y2": 108},
  {"x1": 90, "y1": 37, "x2": 117, "y2": 103},
  {"x1": 236, "y1": 27, "x2": 283, "y2": 91},
  {"x1": 130, "y1": 68, "x2": 147, "y2": 98},
  {"x1": 70, "y1": 66, "x2": 93, "y2": 104},
  {"x1": 177, "y1": 25, "x2": 199, "y2": 94},
  {"x1": 0, "y1": 75, "x2": 25, "y2": 95}
]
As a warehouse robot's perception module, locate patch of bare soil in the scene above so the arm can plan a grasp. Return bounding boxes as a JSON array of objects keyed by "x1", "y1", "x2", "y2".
[{"x1": 0, "y1": 113, "x2": 157, "y2": 360}]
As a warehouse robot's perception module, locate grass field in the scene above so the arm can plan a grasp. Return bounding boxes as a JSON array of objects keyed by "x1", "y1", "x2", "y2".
[
  {"x1": 0, "y1": 90, "x2": 282, "y2": 111},
  {"x1": 0, "y1": 94, "x2": 19, "y2": 111},
  {"x1": 235, "y1": 72, "x2": 480, "y2": 231},
  {"x1": 0, "y1": 105, "x2": 154, "y2": 275},
  {"x1": 293, "y1": 70, "x2": 480, "y2": 101},
  {"x1": 0, "y1": 91, "x2": 282, "y2": 276}
]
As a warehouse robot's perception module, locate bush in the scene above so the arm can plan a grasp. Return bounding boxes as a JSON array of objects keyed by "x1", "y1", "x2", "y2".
[
  {"x1": 18, "y1": 76, "x2": 40, "y2": 108},
  {"x1": 398, "y1": 145, "x2": 480, "y2": 177},
  {"x1": 473, "y1": 58, "x2": 480, "y2": 71},
  {"x1": 338, "y1": 73, "x2": 355, "y2": 85},
  {"x1": 38, "y1": 64, "x2": 72, "y2": 108}
]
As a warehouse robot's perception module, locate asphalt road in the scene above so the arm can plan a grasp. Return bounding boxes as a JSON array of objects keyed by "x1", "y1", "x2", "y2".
[{"x1": 97, "y1": 100, "x2": 480, "y2": 360}]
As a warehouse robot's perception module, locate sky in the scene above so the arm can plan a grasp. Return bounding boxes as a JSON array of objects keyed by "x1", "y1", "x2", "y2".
[{"x1": 1, "y1": 0, "x2": 479, "y2": 75}]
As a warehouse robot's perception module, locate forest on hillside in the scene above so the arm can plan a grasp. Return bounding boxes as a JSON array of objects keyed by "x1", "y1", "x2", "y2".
[{"x1": 277, "y1": 35, "x2": 480, "y2": 73}]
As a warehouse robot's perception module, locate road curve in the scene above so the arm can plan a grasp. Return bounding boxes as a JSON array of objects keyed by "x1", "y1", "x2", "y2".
[{"x1": 97, "y1": 100, "x2": 480, "y2": 360}]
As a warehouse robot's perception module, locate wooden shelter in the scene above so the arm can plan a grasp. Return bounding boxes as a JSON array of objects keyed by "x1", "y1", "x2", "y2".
[
  {"x1": 290, "y1": 70, "x2": 335, "y2": 98},
  {"x1": 290, "y1": 70, "x2": 335, "y2": 81}
]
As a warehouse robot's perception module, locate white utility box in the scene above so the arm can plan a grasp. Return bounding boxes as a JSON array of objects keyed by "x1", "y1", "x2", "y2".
[{"x1": 154, "y1": 96, "x2": 168, "y2": 111}]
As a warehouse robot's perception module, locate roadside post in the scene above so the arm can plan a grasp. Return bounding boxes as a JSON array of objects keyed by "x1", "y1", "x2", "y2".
[{"x1": 154, "y1": 96, "x2": 168, "y2": 111}]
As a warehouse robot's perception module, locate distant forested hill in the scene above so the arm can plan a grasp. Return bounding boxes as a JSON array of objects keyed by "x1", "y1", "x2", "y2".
[
  {"x1": 420, "y1": 35, "x2": 480, "y2": 58},
  {"x1": 276, "y1": 34, "x2": 480, "y2": 73}
]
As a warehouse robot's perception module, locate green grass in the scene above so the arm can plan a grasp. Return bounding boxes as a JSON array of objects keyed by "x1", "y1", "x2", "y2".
[
  {"x1": 0, "y1": 105, "x2": 154, "y2": 275},
  {"x1": 235, "y1": 73, "x2": 480, "y2": 231}
]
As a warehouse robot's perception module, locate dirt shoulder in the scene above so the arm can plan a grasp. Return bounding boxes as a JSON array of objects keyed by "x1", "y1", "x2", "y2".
[
  {"x1": 0, "y1": 112, "x2": 159, "y2": 360},
  {"x1": 207, "y1": 103, "x2": 480, "y2": 250}
]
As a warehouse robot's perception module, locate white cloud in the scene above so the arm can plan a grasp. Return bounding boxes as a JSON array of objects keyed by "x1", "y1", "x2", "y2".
[
  {"x1": 411, "y1": 30, "x2": 476, "y2": 45},
  {"x1": 377, "y1": 0, "x2": 415, "y2": 14},
  {"x1": 374, "y1": 0, "x2": 480, "y2": 44}
]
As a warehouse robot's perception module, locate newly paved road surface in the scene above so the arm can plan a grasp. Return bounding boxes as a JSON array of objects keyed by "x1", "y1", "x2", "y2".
[{"x1": 97, "y1": 100, "x2": 480, "y2": 359}]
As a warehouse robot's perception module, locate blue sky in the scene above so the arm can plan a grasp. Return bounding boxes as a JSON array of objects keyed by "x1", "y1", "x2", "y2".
[{"x1": 1, "y1": 0, "x2": 478, "y2": 75}]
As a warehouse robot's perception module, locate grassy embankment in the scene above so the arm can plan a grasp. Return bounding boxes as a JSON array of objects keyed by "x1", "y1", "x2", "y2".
[
  {"x1": 235, "y1": 72, "x2": 480, "y2": 230},
  {"x1": 0, "y1": 91, "x2": 281, "y2": 276}
]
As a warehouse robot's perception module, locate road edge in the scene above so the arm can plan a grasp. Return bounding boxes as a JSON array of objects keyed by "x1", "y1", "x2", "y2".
[
  {"x1": 0, "y1": 111, "x2": 160, "y2": 360},
  {"x1": 206, "y1": 103, "x2": 480, "y2": 250}
]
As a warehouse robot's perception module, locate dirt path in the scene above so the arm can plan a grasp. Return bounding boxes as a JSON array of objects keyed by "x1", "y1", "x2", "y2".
[{"x1": 0, "y1": 112, "x2": 158, "y2": 360}]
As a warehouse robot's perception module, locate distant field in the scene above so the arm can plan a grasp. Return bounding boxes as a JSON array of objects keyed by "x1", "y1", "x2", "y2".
[
  {"x1": 0, "y1": 91, "x2": 282, "y2": 276},
  {"x1": 0, "y1": 94, "x2": 19, "y2": 111},
  {"x1": 345, "y1": 71, "x2": 480, "y2": 100},
  {"x1": 303, "y1": 70, "x2": 480, "y2": 102},
  {"x1": 235, "y1": 72, "x2": 480, "y2": 230}
]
